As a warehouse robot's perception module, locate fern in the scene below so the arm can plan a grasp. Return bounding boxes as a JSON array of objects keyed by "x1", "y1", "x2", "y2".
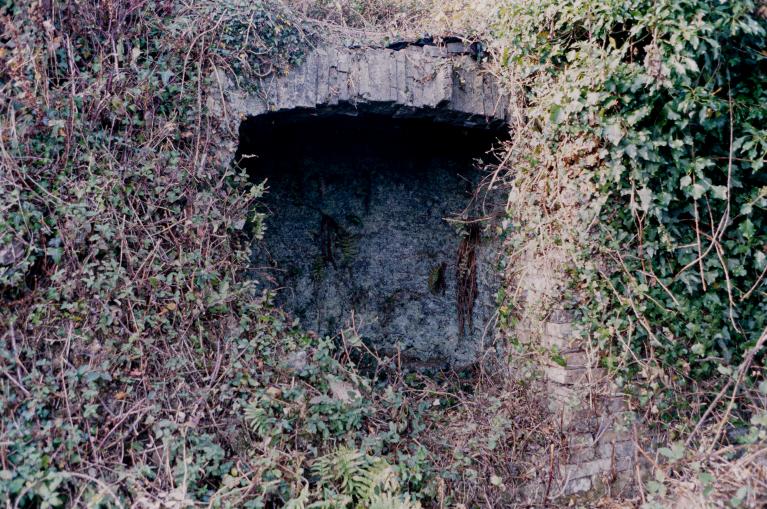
[
  {"x1": 365, "y1": 493, "x2": 422, "y2": 509},
  {"x1": 284, "y1": 484, "x2": 310, "y2": 509},
  {"x1": 243, "y1": 395, "x2": 285, "y2": 441},
  {"x1": 312, "y1": 447, "x2": 404, "y2": 505},
  {"x1": 314, "y1": 447, "x2": 371, "y2": 501}
]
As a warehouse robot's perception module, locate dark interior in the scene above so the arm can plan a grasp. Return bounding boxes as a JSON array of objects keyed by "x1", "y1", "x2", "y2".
[{"x1": 238, "y1": 111, "x2": 508, "y2": 368}]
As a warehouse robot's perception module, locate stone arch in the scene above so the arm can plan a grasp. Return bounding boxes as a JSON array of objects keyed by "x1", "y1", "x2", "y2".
[
  {"x1": 222, "y1": 44, "x2": 514, "y2": 129},
  {"x1": 214, "y1": 42, "x2": 634, "y2": 501},
  {"x1": 228, "y1": 44, "x2": 512, "y2": 368}
]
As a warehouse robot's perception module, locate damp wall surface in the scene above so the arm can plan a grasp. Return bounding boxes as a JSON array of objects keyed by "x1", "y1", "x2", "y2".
[{"x1": 241, "y1": 113, "x2": 505, "y2": 368}]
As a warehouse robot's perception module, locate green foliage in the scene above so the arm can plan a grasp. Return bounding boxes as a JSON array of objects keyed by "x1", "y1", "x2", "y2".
[
  {"x1": 299, "y1": 447, "x2": 420, "y2": 509},
  {"x1": 496, "y1": 0, "x2": 767, "y2": 425},
  {"x1": 0, "y1": 1, "x2": 437, "y2": 506}
]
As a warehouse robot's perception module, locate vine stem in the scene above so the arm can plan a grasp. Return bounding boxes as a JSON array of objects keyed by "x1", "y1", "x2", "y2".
[
  {"x1": 705, "y1": 326, "x2": 767, "y2": 455},
  {"x1": 686, "y1": 325, "x2": 767, "y2": 448}
]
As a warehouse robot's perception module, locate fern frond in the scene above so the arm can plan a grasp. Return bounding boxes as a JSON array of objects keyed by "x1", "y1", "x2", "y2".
[
  {"x1": 365, "y1": 493, "x2": 422, "y2": 509},
  {"x1": 284, "y1": 483, "x2": 310, "y2": 509}
]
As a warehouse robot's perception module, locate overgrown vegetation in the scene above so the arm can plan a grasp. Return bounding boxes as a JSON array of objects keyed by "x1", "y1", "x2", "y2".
[
  {"x1": 2, "y1": 0, "x2": 766, "y2": 507},
  {"x1": 495, "y1": 0, "x2": 767, "y2": 505},
  {"x1": 0, "y1": 1, "x2": 550, "y2": 507}
]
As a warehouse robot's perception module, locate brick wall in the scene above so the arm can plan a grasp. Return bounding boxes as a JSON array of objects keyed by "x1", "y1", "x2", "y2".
[{"x1": 511, "y1": 244, "x2": 636, "y2": 500}]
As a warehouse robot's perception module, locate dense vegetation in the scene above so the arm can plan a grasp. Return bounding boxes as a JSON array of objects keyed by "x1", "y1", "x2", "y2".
[
  {"x1": 496, "y1": 0, "x2": 767, "y2": 504},
  {"x1": 1, "y1": 0, "x2": 766, "y2": 507},
  {"x1": 499, "y1": 0, "x2": 766, "y2": 440}
]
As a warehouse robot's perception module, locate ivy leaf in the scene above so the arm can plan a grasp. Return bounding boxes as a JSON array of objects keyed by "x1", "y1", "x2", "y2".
[
  {"x1": 159, "y1": 69, "x2": 174, "y2": 86},
  {"x1": 603, "y1": 122, "x2": 623, "y2": 145},
  {"x1": 739, "y1": 219, "x2": 755, "y2": 240},
  {"x1": 691, "y1": 183, "x2": 706, "y2": 200},
  {"x1": 637, "y1": 187, "x2": 653, "y2": 211},
  {"x1": 550, "y1": 104, "x2": 564, "y2": 124},
  {"x1": 711, "y1": 185, "x2": 728, "y2": 200}
]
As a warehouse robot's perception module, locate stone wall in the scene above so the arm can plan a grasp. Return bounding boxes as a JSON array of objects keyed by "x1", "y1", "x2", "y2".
[
  {"x1": 512, "y1": 244, "x2": 636, "y2": 500},
  {"x1": 217, "y1": 41, "x2": 635, "y2": 501}
]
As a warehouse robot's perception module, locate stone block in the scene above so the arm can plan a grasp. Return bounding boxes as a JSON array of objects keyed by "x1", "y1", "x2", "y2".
[
  {"x1": 299, "y1": 52, "x2": 318, "y2": 108},
  {"x1": 569, "y1": 432, "x2": 595, "y2": 449},
  {"x1": 546, "y1": 366, "x2": 606, "y2": 385},
  {"x1": 450, "y1": 61, "x2": 484, "y2": 114},
  {"x1": 603, "y1": 395, "x2": 627, "y2": 413},
  {"x1": 569, "y1": 440, "x2": 596, "y2": 462},
  {"x1": 541, "y1": 333, "x2": 576, "y2": 351},
  {"x1": 545, "y1": 349, "x2": 593, "y2": 369},
  {"x1": 350, "y1": 52, "x2": 366, "y2": 99},
  {"x1": 596, "y1": 428, "x2": 632, "y2": 445},
  {"x1": 562, "y1": 458, "x2": 611, "y2": 479},
  {"x1": 335, "y1": 51, "x2": 351, "y2": 102},
  {"x1": 596, "y1": 439, "x2": 634, "y2": 462},
  {"x1": 315, "y1": 48, "x2": 330, "y2": 105},
  {"x1": 545, "y1": 321, "x2": 573, "y2": 340},
  {"x1": 561, "y1": 475, "x2": 592, "y2": 496},
  {"x1": 548, "y1": 381, "x2": 578, "y2": 399},
  {"x1": 393, "y1": 50, "x2": 408, "y2": 104},
  {"x1": 325, "y1": 49, "x2": 340, "y2": 105}
]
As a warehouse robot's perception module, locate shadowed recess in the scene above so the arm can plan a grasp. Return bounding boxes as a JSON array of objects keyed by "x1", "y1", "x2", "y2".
[{"x1": 238, "y1": 111, "x2": 508, "y2": 369}]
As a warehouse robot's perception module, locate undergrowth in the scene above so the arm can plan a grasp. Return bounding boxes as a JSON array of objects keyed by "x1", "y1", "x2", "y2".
[
  {"x1": 3, "y1": 0, "x2": 766, "y2": 507},
  {"x1": 0, "y1": 1, "x2": 550, "y2": 508}
]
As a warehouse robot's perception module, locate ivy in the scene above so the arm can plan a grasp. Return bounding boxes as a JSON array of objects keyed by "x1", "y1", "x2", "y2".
[{"x1": 496, "y1": 0, "x2": 767, "y2": 426}]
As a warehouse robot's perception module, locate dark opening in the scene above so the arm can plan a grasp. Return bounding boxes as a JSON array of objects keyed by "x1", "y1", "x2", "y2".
[{"x1": 238, "y1": 111, "x2": 508, "y2": 369}]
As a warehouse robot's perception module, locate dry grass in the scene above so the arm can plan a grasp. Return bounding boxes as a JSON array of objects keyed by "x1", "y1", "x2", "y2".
[{"x1": 288, "y1": 0, "x2": 498, "y2": 44}]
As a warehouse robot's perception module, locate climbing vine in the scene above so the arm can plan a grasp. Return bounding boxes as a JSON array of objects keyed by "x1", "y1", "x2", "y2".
[{"x1": 496, "y1": 0, "x2": 767, "y2": 430}]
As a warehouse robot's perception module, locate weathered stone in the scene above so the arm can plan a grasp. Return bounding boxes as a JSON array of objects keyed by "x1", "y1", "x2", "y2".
[
  {"x1": 545, "y1": 349, "x2": 593, "y2": 369},
  {"x1": 568, "y1": 433, "x2": 596, "y2": 462},
  {"x1": 596, "y1": 439, "x2": 634, "y2": 461},
  {"x1": 546, "y1": 366, "x2": 606, "y2": 385},
  {"x1": 544, "y1": 321, "x2": 573, "y2": 340},
  {"x1": 228, "y1": 44, "x2": 511, "y2": 129},
  {"x1": 562, "y1": 458, "x2": 612, "y2": 479},
  {"x1": 561, "y1": 475, "x2": 592, "y2": 495}
]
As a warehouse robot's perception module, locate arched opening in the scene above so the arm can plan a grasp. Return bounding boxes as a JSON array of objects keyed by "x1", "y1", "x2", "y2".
[{"x1": 238, "y1": 109, "x2": 508, "y2": 369}]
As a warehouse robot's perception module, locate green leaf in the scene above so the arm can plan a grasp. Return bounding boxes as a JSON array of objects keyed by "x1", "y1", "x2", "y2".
[
  {"x1": 637, "y1": 187, "x2": 653, "y2": 211},
  {"x1": 717, "y1": 365, "x2": 733, "y2": 376},
  {"x1": 550, "y1": 104, "x2": 564, "y2": 124},
  {"x1": 691, "y1": 183, "x2": 706, "y2": 200},
  {"x1": 739, "y1": 219, "x2": 755, "y2": 240},
  {"x1": 603, "y1": 122, "x2": 623, "y2": 145},
  {"x1": 710, "y1": 185, "x2": 727, "y2": 200},
  {"x1": 658, "y1": 441, "x2": 685, "y2": 461}
]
